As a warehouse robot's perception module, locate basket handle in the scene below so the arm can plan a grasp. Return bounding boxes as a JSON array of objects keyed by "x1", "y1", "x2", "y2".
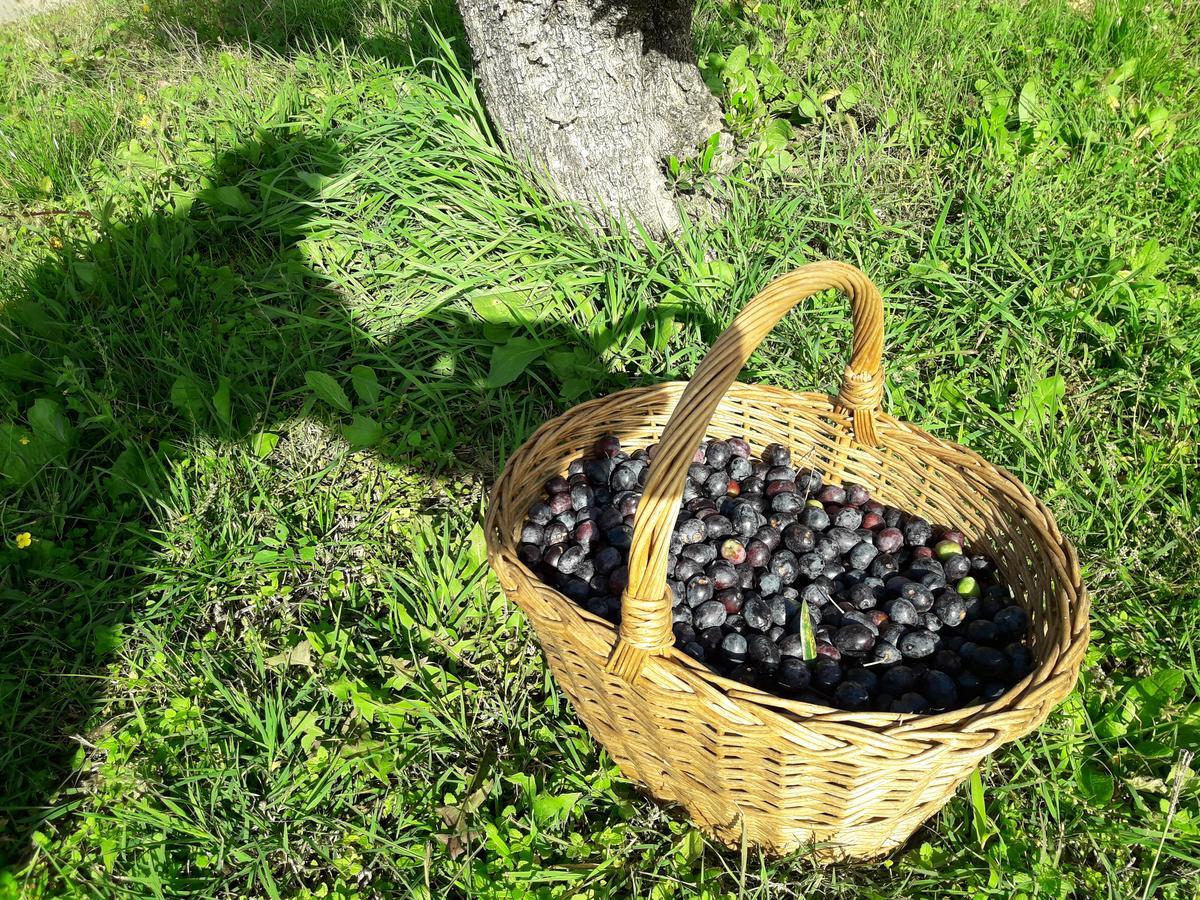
[{"x1": 607, "y1": 261, "x2": 885, "y2": 681}]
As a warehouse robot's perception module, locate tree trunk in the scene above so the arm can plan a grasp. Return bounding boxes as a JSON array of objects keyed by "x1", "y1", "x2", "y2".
[{"x1": 458, "y1": 0, "x2": 724, "y2": 237}]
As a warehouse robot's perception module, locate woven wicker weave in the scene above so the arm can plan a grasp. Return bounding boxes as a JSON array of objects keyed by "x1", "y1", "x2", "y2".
[{"x1": 485, "y1": 261, "x2": 1089, "y2": 859}]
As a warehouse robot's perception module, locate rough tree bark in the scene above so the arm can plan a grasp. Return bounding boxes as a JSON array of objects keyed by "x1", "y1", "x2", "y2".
[{"x1": 457, "y1": 0, "x2": 725, "y2": 236}]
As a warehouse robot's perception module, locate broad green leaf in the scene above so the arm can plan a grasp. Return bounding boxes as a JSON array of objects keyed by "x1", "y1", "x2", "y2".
[
  {"x1": 266, "y1": 639, "x2": 314, "y2": 669},
  {"x1": 0, "y1": 352, "x2": 36, "y2": 378},
  {"x1": 486, "y1": 336, "x2": 542, "y2": 388},
  {"x1": 1018, "y1": 78, "x2": 1042, "y2": 125},
  {"x1": 343, "y1": 415, "x2": 383, "y2": 448},
  {"x1": 28, "y1": 398, "x2": 75, "y2": 448},
  {"x1": 170, "y1": 374, "x2": 207, "y2": 419},
  {"x1": 532, "y1": 791, "x2": 581, "y2": 826},
  {"x1": 724, "y1": 45, "x2": 749, "y2": 74},
  {"x1": 0, "y1": 424, "x2": 34, "y2": 482},
  {"x1": 305, "y1": 371, "x2": 352, "y2": 413},
  {"x1": 837, "y1": 83, "x2": 862, "y2": 111},
  {"x1": 212, "y1": 376, "x2": 232, "y2": 427},
  {"x1": 1130, "y1": 668, "x2": 1185, "y2": 726},
  {"x1": 560, "y1": 377, "x2": 592, "y2": 402},
  {"x1": 754, "y1": 119, "x2": 791, "y2": 160},
  {"x1": 468, "y1": 289, "x2": 518, "y2": 325},
  {"x1": 1077, "y1": 765, "x2": 1115, "y2": 805},
  {"x1": 464, "y1": 522, "x2": 488, "y2": 571},
  {"x1": 252, "y1": 432, "x2": 280, "y2": 458},
  {"x1": 199, "y1": 184, "x2": 252, "y2": 213},
  {"x1": 92, "y1": 623, "x2": 123, "y2": 656},
  {"x1": 253, "y1": 549, "x2": 279, "y2": 565},
  {"x1": 350, "y1": 365, "x2": 380, "y2": 405},
  {"x1": 107, "y1": 445, "x2": 156, "y2": 497},
  {"x1": 72, "y1": 261, "x2": 99, "y2": 287},
  {"x1": 1013, "y1": 375, "x2": 1065, "y2": 428}
]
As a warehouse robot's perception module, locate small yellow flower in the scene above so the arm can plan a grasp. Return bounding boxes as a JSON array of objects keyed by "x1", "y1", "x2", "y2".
[
  {"x1": 136, "y1": 113, "x2": 154, "y2": 129},
  {"x1": 137, "y1": 93, "x2": 147, "y2": 104},
  {"x1": 48, "y1": 236, "x2": 63, "y2": 250},
  {"x1": 16, "y1": 532, "x2": 32, "y2": 549},
  {"x1": 19, "y1": 436, "x2": 30, "y2": 445}
]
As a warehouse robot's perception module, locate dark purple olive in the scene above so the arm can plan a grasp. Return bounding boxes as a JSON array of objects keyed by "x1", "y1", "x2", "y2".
[
  {"x1": 728, "y1": 437, "x2": 751, "y2": 458},
  {"x1": 818, "y1": 484, "x2": 846, "y2": 504},
  {"x1": 721, "y1": 631, "x2": 748, "y2": 663},
  {"x1": 676, "y1": 518, "x2": 706, "y2": 544},
  {"x1": 799, "y1": 507, "x2": 830, "y2": 531},
  {"x1": 891, "y1": 692, "x2": 928, "y2": 714},
  {"x1": 609, "y1": 464, "x2": 638, "y2": 492},
  {"x1": 1006, "y1": 642, "x2": 1034, "y2": 678},
  {"x1": 745, "y1": 540, "x2": 771, "y2": 568},
  {"x1": 594, "y1": 546, "x2": 622, "y2": 574},
  {"x1": 594, "y1": 435, "x2": 622, "y2": 458},
  {"x1": 832, "y1": 506, "x2": 863, "y2": 530},
  {"x1": 844, "y1": 484, "x2": 870, "y2": 507},
  {"x1": 777, "y1": 657, "x2": 811, "y2": 689},
  {"x1": 833, "y1": 624, "x2": 875, "y2": 656},
  {"x1": 763, "y1": 443, "x2": 791, "y2": 466},
  {"x1": 994, "y1": 605, "x2": 1029, "y2": 640},
  {"x1": 685, "y1": 575, "x2": 715, "y2": 607},
  {"x1": 742, "y1": 597, "x2": 772, "y2": 632},
  {"x1": 943, "y1": 553, "x2": 971, "y2": 580},
  {"x1": 902, "y1": 517, "x2": 932, "y2": 546},
  {"x1": 883, "y1": 598, "x2": 919, "y2": 626},
  {"x1": 834, "y1": 680, "x2": 870, "y2": 710},
  {"x1": 923, "y1": 670, "x2": 958, "y2": 709},
  {"x1": 875, "y1": 527, "x2": 904, "y2": 553},
  {"x1": 795, "y1": 468, "x2": 823, "y2": 495},
  {"x1": 872, "y1": 642, "x2": 902, "y2": 664},
  {"x1": 608, "y1": 565, "x2": 629, "y2": 593},
  {"x1": 966, "y1": 619, "x2": 999, "y2": 645},
  {"x1": 847, "y1": 541, "x2": 879, "y2": 570},
  {"x1": 716, "y1": 588, "x2": 742, "y2": 614},
  {"x1": 693, "y1": 600, "x2": 727, "y2": 629},
  {"x1": 747, "y1": 634, "x2": 781, "y2": 669},
  {"x1": 782, "y1": 523, "x2": 816, "y2": 553},
  {"x1": 547, "y1": 492, "x2": 573, "y2": 516},
  {"x1": 813, "y1": 657, "x2": 843, "y2": 689},
  {"x1": 957, "y1": 671, "x2": 981, "y2": 700},
  {"x1": 827, "y1": 526, "x2": 860, "y2": 553},
  {"x1": 934, "y1": 592, "x2": 967, "y2": 628},
  {"x1": 708, "y1": 562, "x2": 738, "y2": 590},
  {"x1": 970, "y1": 646, "x2": 1009, "y2": 679},
  {"x1": 681, "y1": 541, "x2": 717, "y2": 566},
  {"x1": 899, "y1": 630, "x2": 938, "y2": 659},
  {"x1": 769, "y1": 550, "x2": 799, "y2": 582},
  {"x1": 557, "y1": 544, "x2": 586, "y2": 574},
  {"x1": 979, "y1": 681, "x2": 1007, "y2": 702},
  {"x1": 841, "y1": 610, "x2": 879, "y2": 636},
  {"x1": 934, "y1": 649, "x2": 963, "y2": 675},
  {"x1": 674, "y1": 558, "x2": 702, "y2": 583}
]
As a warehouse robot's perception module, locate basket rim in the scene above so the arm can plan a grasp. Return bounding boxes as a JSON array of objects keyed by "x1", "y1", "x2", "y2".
[{"x1": 487, "y1": 380, "x2": 1090, "y2": 736}]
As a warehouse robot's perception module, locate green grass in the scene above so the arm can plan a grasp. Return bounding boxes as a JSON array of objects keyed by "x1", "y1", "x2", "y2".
[{"x1": 1, "y1": 0, "x2": 1198, "y2": 895}]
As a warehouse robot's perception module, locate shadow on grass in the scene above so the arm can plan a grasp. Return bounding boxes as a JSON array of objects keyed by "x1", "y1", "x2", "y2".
[
  {"x1": 0, "y1": 102, "x2": 719, "y2": 867},
  {"x1": 137, "y1": 0, "x2": 470, "y2": 68}
]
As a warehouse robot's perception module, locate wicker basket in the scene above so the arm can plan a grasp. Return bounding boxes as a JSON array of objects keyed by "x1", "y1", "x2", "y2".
[{"x1": 484, "y1": 262, "x2": 1089, "y2": 859}]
